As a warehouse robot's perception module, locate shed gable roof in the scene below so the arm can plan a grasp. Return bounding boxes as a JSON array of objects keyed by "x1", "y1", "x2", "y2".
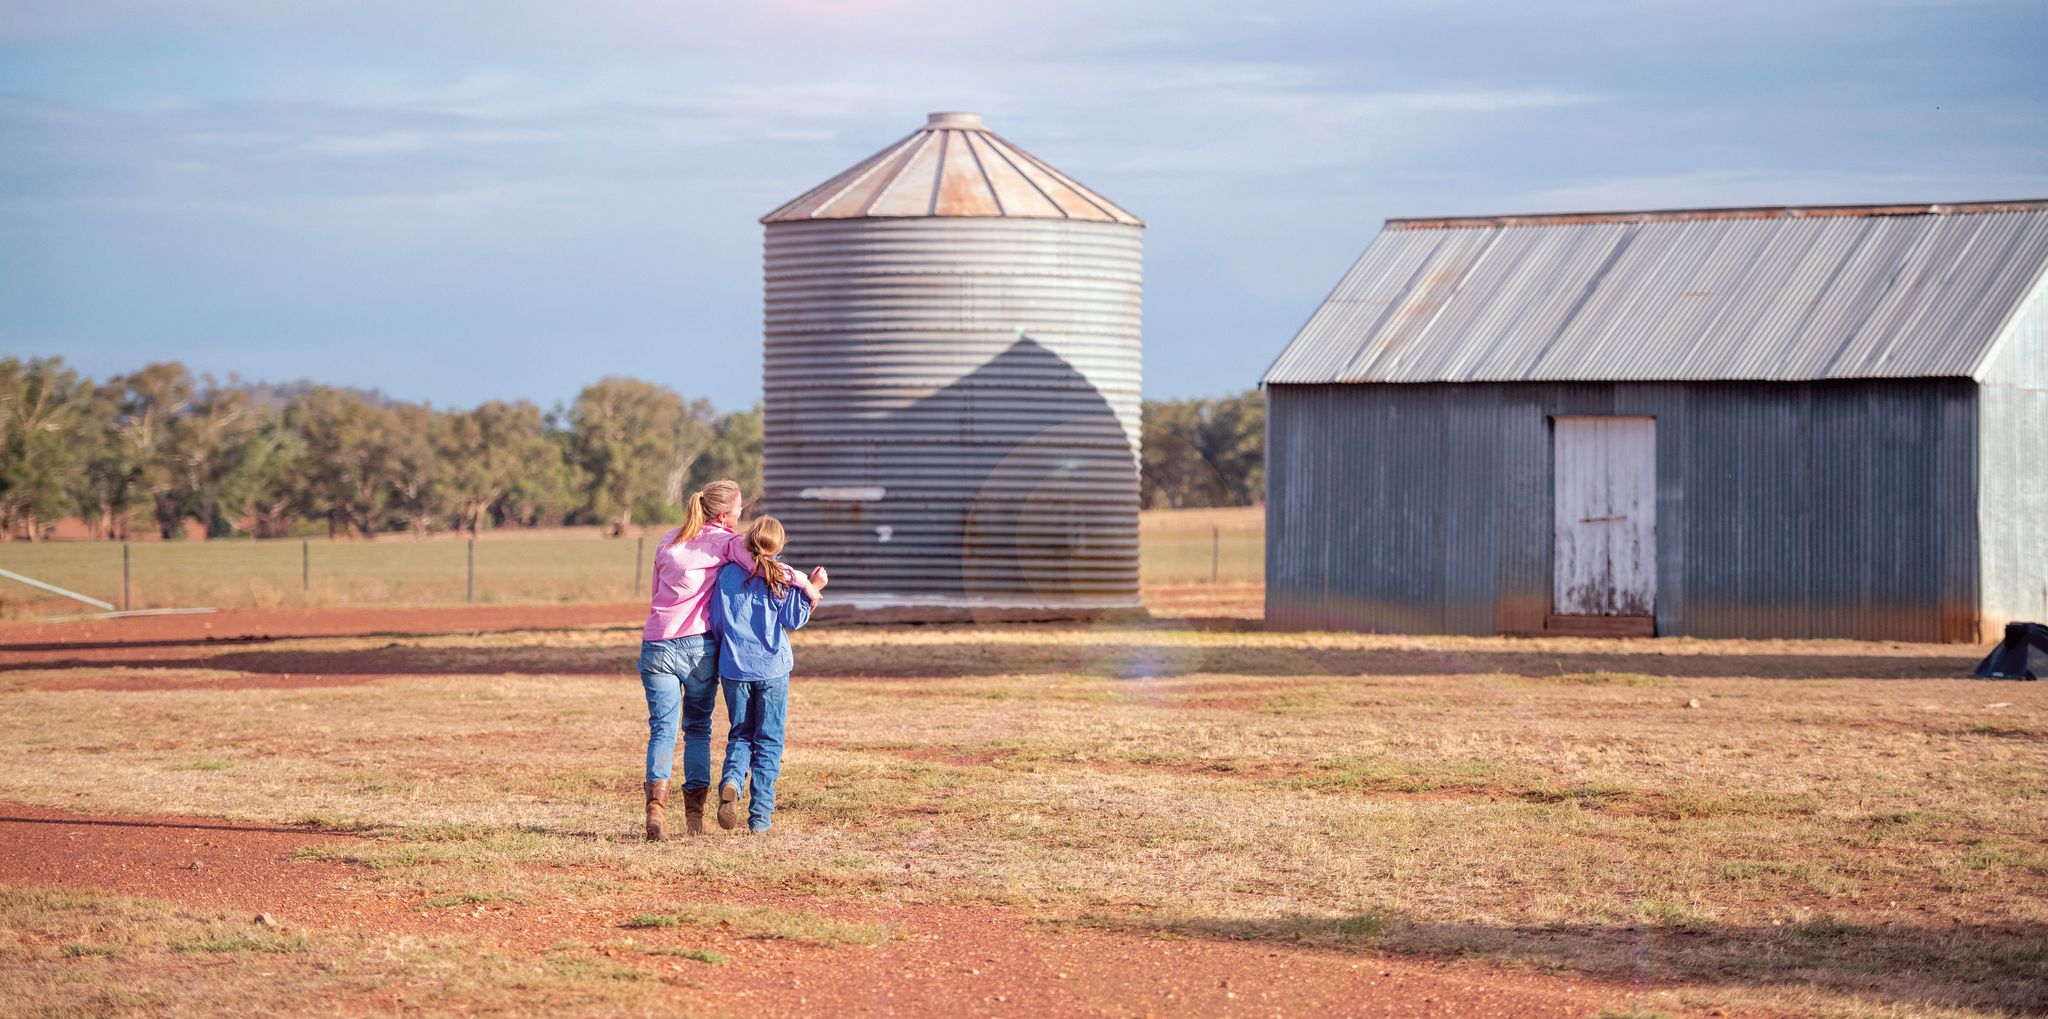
[{"x1": 1263, "y1": 200, "x2": 2048, "y2": 384}]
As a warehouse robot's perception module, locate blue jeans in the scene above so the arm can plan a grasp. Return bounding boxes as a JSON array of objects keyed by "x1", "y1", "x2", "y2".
[
  {"x1": 639, "y1": 635, "x2": 718, "y2": 786},
  {"x1": 719, "y1": 676, "x2": 789, "y2": 831}
]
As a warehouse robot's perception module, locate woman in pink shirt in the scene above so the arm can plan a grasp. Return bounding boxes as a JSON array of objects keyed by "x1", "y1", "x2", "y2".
[{"x1": 639, "y1": 479, "x2": 824, "y2": 840}]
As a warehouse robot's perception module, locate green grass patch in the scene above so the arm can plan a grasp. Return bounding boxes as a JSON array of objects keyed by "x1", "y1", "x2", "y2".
[
  {"x1": 1074, "y1": 908, "x2": 1404, "y2": 948},
  {"x1": 165, "y1": 760, "x2": 235, "y2": 772},
  {"x1": 1969, "y1": 722, "x2": 2041, "y2": 739},
  {"x1": 1715, "y1": 859, "x2": 1774, "y2": 881},
  {"x1": 542, "y1": 954, "x2": 653, "y2": 983},
  {"x1": 1519, "y1": 782, "x2": 1634, "y2": 806},
  {"x1": 1334, "y1": 910, "x2": 1388, "y2": 941},
  {"x1": 1962, "y1": 838, "x2": 2048, "y2": 876},
  {"x1": 644, "y1": 946, "x2": 727, "y2": 964},
  {"x1": 1790, "y1": 915, "x2": 1872, "y2": 940},
  {"x1": 171, "y1": 932, "x2": 308, "y2": 954},
  {"x1": 772, "y1": 760, "x2": 958, "y2": 824},
  {"x1": 1594, "y1": 1008, "x2": 1675, "y2": 1019},
  {"x1": 1654, "y1": 790, "x2": 1801, "y2": 821},
  {"x1": 290, "y1": 829, "x2": 553, "y2": 871},
  {"x1": 289, "y1": 843, "x2": 430, "y2": 870},
  {"x1": 1256, "y1": 688, "x2": 1348, "y2": 715},
  {"x1": 1520, "y1": 671, "x2": 1672, "y2": 687},
  {"x1": 424, "y1": 892, "x2": 525, "y2": 909},
  {"x1": 1289, "y1": 756, "x2": 1510, "y2": 795},
  {"x1": 624, "y1": 903, "x2": 891, "y2": 947},
  {"x1": 1638, "y1": 898, "x2": 1695, "y2": 926}
]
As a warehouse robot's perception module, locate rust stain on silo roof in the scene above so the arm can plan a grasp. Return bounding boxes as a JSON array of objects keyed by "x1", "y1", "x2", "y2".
[{"x1": 762, "y1": 112, "x2": 1142, "y2": 226}]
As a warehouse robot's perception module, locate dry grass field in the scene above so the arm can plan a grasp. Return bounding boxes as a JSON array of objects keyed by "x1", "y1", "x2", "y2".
[
  {"x1": 1137, "y1": 505, "x2": 1264, "y2": 586},
  {"x1": 1, "y1": 602, "x2": 2043, "y2": 1017},
  {"x1": 0, "y1": 507, "x2": 1267, "y2": 615},
  {"x1": 0, "y1": 531, "x2": 654, "y2": 614}
]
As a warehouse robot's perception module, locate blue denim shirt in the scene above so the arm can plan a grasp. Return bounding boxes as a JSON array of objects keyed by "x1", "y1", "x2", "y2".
[{"x1": 711, "y1": 560, "x2": 813, "y2": 681}]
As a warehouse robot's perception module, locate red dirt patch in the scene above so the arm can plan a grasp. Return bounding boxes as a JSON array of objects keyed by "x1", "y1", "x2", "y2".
[
  {"x1": 0, "y1": 605, "x2": 643, "y2": 680},
  {"x1": 0, "y1": 604, "x2": 642, "y2": 651},
  {"x1": 0, "y1": 802, "x2": 357, "y2": 910},
  {"x1": 23, "y1": 672, "x2": 384, "y2": 692},
  {"x1": 0, "y1": 802, "x2": 1679, "y2": 1018}
]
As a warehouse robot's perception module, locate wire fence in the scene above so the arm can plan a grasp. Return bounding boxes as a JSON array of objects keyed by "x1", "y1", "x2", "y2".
[
  {"x1": 0, "y1": 535, "x2": 652, "y2": 615},
  {"x1": 1135, "y1": 524, "x2": 1265, "y2": 587},
  {"x1": 0, "y1": 516, "x2": 1266, "y2": 616}
]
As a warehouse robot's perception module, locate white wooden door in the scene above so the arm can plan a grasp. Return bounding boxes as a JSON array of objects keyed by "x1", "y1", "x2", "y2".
[{"x1": 1553, "y1": 417, "x2": 1656, "y2": 616}]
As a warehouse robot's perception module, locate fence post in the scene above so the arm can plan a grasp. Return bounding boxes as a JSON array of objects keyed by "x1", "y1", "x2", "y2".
[
  {"x1": 301, "y1": 539, "x2": 310, "y2": 597},
  {"x1": 467, "y1": 537, "x2": 476, "y2": 603},
  {"x1": 122, "y1": 543, "x2": 131, "y2": 611},
  {"x1": 1211, "y1": 526, "x2": 1220, "y2": 585},
  {"x1": 633, "y1": 534, "x2": 645, "y2": 595}
]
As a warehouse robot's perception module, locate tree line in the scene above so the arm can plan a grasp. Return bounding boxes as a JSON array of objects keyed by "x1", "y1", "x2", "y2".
[
  {"x1": 1140, "y1": 389, "x2": 1262, "y2": 510},
  {"x1": 0, "y1": 355, "x2": 1260, "y2": 541}
]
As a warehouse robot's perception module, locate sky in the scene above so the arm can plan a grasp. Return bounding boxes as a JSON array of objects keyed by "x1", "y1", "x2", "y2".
[{"x1": 3, "y1": 0, "x2": 2045, "y2": 411}]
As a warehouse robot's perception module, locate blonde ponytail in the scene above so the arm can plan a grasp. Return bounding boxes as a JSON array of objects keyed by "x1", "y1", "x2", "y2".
[
  {"x1": 668, "y1": 479, "x2": 742, "y2": 548},
  {"x1": 676, "y1": 492, "x2": 708, "y2": 543},
  {"x1": 745, "y1": 516, "x2": 789, "y2": 598}
]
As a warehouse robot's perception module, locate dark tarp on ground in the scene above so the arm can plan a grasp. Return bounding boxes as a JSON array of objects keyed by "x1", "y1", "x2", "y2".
[{"x1": 1973, "y1": 622, "x2": 2048, "y2": 680}]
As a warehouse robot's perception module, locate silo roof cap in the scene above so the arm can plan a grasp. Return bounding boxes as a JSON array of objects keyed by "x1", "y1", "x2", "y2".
[{"x1": 762, "y1": 112, "x2": 1142, "y2": 225}]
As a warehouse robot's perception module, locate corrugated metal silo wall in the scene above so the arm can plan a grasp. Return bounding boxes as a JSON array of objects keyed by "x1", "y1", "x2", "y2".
[
  {"x1": 1265, "y1": 380, "x2": 1981, "y2": 641},
  {"x1": 762, "y1": 217, "x2": 1142, "y2": 609},
  {"x1": 1977, "y1": 274, "x2": 2048, "y2": 629}
]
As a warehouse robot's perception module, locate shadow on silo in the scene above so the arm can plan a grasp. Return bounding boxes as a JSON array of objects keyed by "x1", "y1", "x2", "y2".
[{"x1": 785, "y1": 335, "x2": 1140, "y2": 617}]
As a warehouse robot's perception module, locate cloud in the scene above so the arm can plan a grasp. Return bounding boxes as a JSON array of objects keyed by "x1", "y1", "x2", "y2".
[
  {"x1": 2, "y1": 0, "x2": 2042, "y2": 407},
  {"x1": 300, "y1": 131, "x2": 431, "y2": 156}
]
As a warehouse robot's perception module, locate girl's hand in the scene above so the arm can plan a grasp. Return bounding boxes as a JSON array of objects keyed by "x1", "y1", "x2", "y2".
[{"x1": 810, "y1": 566, "x2": 829, "y2": 590}]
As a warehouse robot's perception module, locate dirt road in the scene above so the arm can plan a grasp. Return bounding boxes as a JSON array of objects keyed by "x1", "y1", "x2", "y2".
[{"x1": 0, "y1": 801, "x2": 1677, "y2": 1018}]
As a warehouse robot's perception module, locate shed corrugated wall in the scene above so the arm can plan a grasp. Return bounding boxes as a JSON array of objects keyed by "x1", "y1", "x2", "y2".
[
  {"x1": 1977, "y1": 271, "x2": 2048, "y2": 629},
  {"x1": 1265, "y1": 381, "x2": 1981, "y2": 641}
]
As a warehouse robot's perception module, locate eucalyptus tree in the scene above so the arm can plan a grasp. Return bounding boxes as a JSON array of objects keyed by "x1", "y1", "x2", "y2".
[
  {"x1": 173, "y1": 379, "x2": 264, "y2": 537},
  {"x1": 439, "y1": 400, "x2": 558, "y2": 535},
  {"x1": 69, "y1": 380, "x2": 140, "y2": 539},
  {"x1": 384, "y1": 402, "x2": 443, "y2": 537},
  {"x1": 688, "y1": 405, "x2": 764, "y2": 503},
  {"x1": 501, "y1": 424, "x2": 581, "y2": 529},
  {"x1": 0, "y1": 356, "x2": 88, "y2": 540},
  {"x1": 567, "y1": 377, "x2": 713, "y2": 535},
  {"x1": 285, "y1": 387, "x2": 394, "y2": 539},
  {"x1": 1139, "y1": 389, "x2": 1265, "y2": 509},
  {"x1": 239, "y1": 416, "x2": 309, "y2": 539},
  {"x1": 105, "y1": 362, "x2": 198, "y2": 537}
]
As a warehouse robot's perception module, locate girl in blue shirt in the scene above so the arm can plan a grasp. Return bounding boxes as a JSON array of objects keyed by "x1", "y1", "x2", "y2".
[{"x1": 711, "y1": 516, "x2": 821, "y2": 833}]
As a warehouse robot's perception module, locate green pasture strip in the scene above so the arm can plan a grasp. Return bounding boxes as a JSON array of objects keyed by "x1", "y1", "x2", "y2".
[{"x1": 2, "y1": 515, "x2": 1266, "y2": 613}]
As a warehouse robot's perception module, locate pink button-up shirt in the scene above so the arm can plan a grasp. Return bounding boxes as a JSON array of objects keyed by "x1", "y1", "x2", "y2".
[{"x1": 640, "y1": 523, "x2": 812, "y2": 641}]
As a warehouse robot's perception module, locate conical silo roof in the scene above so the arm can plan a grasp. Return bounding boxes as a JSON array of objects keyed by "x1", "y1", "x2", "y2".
[{"x1": 762, "y1": 111, "x2": 1142, "y2": 226}]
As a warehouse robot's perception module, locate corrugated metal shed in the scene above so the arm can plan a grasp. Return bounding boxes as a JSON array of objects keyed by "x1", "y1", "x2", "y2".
[
  {"x1": 1263, "y1": 198, "x2": 2048, "y2": 642},
  {"x1": 762, "y1": 112, "x2": 1142, "y2": 226},
  {"x1": 1264, "y1": 200, "x2": 2048, "y2": 385}
]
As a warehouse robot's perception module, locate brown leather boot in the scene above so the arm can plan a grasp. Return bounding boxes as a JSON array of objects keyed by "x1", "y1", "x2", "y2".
[
  {"x1": 682, "y1": 786, "x2": 708, "y2": 836},
  {"x1": 644, "y1": 780, "x2": 671, "y2": 842},
  {"x1": 717, "y1": 781, "x2": 742, "y2": 831}
]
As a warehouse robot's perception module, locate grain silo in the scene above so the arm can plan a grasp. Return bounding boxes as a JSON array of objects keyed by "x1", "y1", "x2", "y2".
[{"x1": 760, "y1": 112, "x2": 1144, "y2": 616}]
